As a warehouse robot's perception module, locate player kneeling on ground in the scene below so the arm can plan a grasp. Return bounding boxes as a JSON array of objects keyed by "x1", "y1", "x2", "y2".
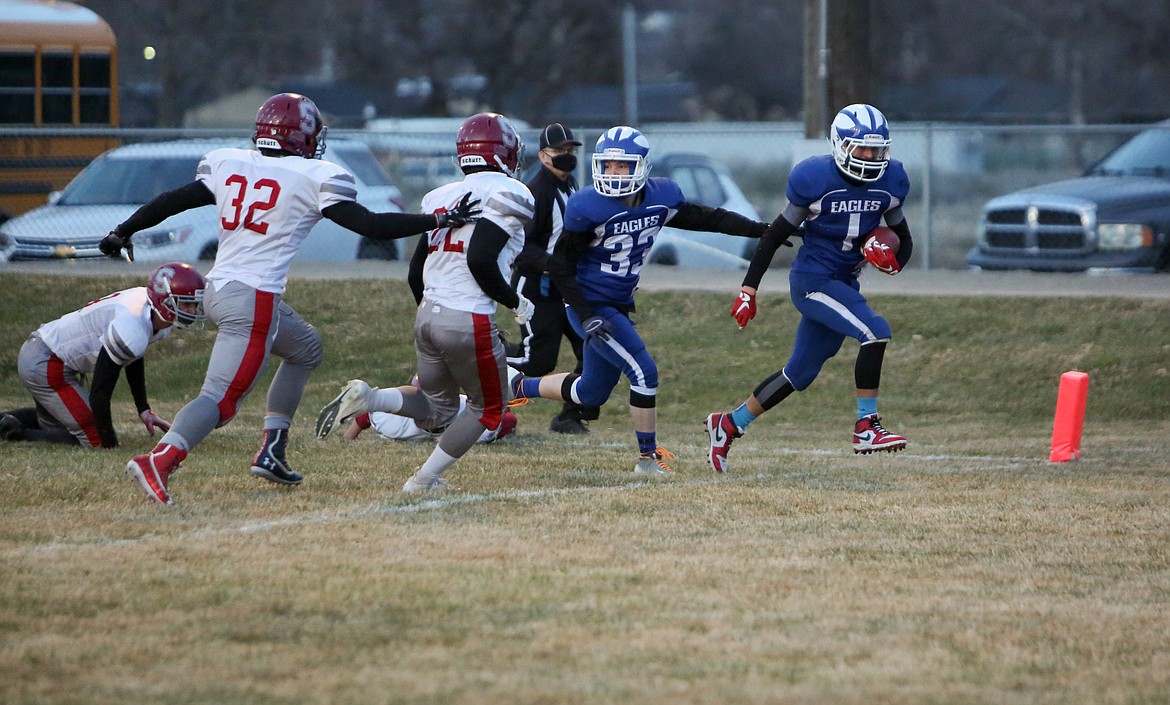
[{"x1": 1, "y1": 263, "x2": 205, "y2": 448}]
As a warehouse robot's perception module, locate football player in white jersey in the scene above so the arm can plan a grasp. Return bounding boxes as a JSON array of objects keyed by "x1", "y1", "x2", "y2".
[
  {"x1": 99, "y1": 93, "x2": 480, "y2": 505},
  {"x1": 1, "y1": 263, "x2": 205, "y2": 448},
  {"x1": 315, "y1": 112, "x2": 536, "y2": 493},
  {"x1": 338, "y1": 376, "x2": 517, "y2": 445}
]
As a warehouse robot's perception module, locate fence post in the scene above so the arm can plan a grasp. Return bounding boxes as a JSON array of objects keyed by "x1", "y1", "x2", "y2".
[{"x1": 921, "y1": 122, "x2": 933, "y2": 270}]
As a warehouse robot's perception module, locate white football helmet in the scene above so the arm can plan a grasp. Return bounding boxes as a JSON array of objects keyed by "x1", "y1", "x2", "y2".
[
  {"x1": 829, "y1": 103, "x2": 891, "y2": 182},
  {"x1": 592, "y1": 126, "x2": 652, "y2": 197}
]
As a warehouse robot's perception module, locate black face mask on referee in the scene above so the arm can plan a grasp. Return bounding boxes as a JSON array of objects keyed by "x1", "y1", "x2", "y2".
[{"x1": 550, "y1": 153, "x2": 577, "y2": 172}]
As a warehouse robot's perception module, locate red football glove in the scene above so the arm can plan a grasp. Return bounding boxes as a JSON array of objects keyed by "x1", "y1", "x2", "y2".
[
  {"x1": 863, "y1": 239, "x2": 901, "y2": 275},
  {"x1": 139, "y1": 409, "x2": 171, "y2": 436},
  {"x1": 730, "y1": 290, "x2": 757, "y2": 329}
]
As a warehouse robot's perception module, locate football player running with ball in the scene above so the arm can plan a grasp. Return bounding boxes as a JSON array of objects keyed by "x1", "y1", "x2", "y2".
[
  {"x1": 100, "y1": 93, "x2": 480, "y2": 505},
  {"x1": 315, "y1": 112, "x2": 534, "y2": 493},
  {"x1": 510, "y1": 126, "x2": 769, "y2": 474},
  {"x1": 705, "y1": 103, "x2": 914, "y2": 474}
]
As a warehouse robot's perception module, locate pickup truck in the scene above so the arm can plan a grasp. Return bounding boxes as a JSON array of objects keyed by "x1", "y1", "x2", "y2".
[{"x1": 966, "y1": 121, "x2": 1170, "y2": 273}]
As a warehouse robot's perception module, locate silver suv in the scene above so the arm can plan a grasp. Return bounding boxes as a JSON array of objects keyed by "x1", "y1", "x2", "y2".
[{"x1": 0, "y1": 138, "x2": 407, "y2": 263}]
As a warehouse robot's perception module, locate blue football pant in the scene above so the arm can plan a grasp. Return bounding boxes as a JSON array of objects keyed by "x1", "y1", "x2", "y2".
[
  {"x1": 783, "y1": 273, "x2": 891, "y2": 391},
  {"x1": 565, "y1": 305, "x2": 657, "y2": 408}
]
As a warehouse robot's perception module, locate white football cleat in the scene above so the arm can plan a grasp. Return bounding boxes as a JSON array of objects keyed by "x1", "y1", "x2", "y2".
[
  {"x1": 315, "y1": 379, "x2": 374, "y2": 439},
  {"x1": 402, "y1": 474, "x2": 453, "y2": 493}
]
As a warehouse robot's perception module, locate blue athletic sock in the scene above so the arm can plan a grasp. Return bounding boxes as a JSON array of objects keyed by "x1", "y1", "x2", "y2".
[
  {"x1": 519, "y1": 376, "x2": 542, "y2": 399},
  {"x1": 636, "y1": 431, "x2": 657, "y2": 456},
  {"x1": 857, "y1": 397, "x2": 878, "y2": 420},
  {"x1": 730, "y1": 404, "x2": 757, "y2": 431}
]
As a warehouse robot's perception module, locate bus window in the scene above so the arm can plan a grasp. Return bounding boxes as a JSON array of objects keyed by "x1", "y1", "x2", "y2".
[{"x1": 0, "y1": 0, "x2": 119, "y2": 216}]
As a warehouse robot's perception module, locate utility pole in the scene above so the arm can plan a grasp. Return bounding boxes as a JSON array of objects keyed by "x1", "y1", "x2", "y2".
[
  {"x1": 803, "y1": 0, "x2": 873, "y2": 138},
  {"x1": 622, "y1": 5, "x2": 639, "y2": 126}
]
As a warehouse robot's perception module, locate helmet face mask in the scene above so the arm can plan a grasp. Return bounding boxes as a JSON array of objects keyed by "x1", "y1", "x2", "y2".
[
  {"x1": 829, "y1": 103, "x2": 891, "y2": 182},
  {"x1": 148, "y1": 263, "x2": 207, "y2": 330},
  {"x1": 456, "y1": 112, "x2": 523, "y2": 177},
  {"x1": 253, "y1": 93, "x2": 327, "y2": 159},
  {"x1": 592, "y1": 126, "x2": 651, "y2": 197}
]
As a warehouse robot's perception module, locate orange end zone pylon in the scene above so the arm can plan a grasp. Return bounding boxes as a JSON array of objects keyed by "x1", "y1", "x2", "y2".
[{"x1": 1050, "y1": 371, "x2": 1089, "y2": 462}]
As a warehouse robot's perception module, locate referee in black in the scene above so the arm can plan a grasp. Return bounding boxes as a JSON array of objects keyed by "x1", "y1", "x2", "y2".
[{"x1": 506, "y1": 123, "x2": 599, "y2": 434}]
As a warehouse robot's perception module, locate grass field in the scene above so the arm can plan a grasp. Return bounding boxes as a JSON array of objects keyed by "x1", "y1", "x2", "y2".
[{"x1": 2, "y1": 273, "x2": 1169, "y2": 705}]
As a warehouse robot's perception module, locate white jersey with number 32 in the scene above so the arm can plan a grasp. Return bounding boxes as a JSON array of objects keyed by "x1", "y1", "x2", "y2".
[
  {"x1": 197, "y1": 147, "x2": 357, "y2": 294},
  {"x1": 419, "y1": 171, "x2": 533, "y2": 314}
]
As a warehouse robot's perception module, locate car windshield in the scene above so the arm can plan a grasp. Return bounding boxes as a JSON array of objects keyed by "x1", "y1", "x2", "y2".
[
  {"x1": 330, "y1": 145, "x2": 393, "y2": 187},
  {"x1": 59, "y1": 155, "x2": 200, "y2": 205},
  {"x1": 1087, "y1": 127, "x2": 1170, "y2": 177}
]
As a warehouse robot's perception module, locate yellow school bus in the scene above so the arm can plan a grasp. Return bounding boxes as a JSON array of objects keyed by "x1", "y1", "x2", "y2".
[{"x1": 0, "y1": 0, "x2": 120, "y2": 217}]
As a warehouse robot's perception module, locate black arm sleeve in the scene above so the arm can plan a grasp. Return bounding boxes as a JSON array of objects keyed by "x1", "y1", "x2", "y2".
[
  {"x1": 514, "y1": 190, "x2": 555, "y2": 277},
  {"x1": 88, "y1": 348, "x2": 124, "y2": 448},
  {"x1": 668, "y1": 202, "x2": 768, "y2": 237},
  {"x1": 114, "y1": 181, "x2": 215, "y2": 237},
  {"x1": 323, "y1": 200, "x2": 438, "y2": 241},
  {"x1": 123, "y1": 357, "x2": 151, "y2": 415},
  {"x1": 885, "y1": 211, "x2": 915, "y2": 269},
  {"x1": 407, "y1": 234, "x2": 428, "y2": 305},
  {"x1": 742, "y1": 212, "x2": 801, "y2": 290},
  {"x1": 466, "y1": 219, "x2": 521, "y2": 310},
  {"x1": 548, "y1": 229, "x2": 594, "y2": 319}
]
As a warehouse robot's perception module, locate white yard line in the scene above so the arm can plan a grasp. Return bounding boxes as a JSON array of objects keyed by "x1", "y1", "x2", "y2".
[{"x1": 9, "y1": 450, "x2": 1037, "y2": 557}]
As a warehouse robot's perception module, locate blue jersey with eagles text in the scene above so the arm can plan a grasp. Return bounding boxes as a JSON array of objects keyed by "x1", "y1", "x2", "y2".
[
  {"x1": 563, "y1": 176, "x2": 686, "y2": 306},
  {"x1": 787, "y1": 154, "x2": 910, "y2": 276}
]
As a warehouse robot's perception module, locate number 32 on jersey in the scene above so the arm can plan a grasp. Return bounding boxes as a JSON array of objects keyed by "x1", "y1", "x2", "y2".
[{"x1": 221, "y1": 174, "x2": 281, "y2": 235}]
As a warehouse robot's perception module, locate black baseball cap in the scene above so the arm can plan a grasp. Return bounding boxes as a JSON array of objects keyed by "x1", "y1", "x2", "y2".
[{"x1": 539, "y1": 123, "x2": 582, "y2": 150}]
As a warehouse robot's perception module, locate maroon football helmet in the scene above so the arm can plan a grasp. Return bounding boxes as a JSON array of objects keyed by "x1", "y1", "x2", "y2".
[
  {"x1": 147, "y1": 262, "x2": 206, "y2": 329},
  {"x1": 456, "y1": 112, "x2": 522, "y2": 176},
  {"x1": 252, "y1": 93, "x2": 327, "y2": 159}
]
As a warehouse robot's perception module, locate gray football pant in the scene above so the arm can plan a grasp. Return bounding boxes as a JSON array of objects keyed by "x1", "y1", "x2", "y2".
[
  {"x1": 407, "y1": 299, "x2": 508, "y2": 461},
  {"x1": 16, "y1": 335, "x2": 100, "y2": 446},
  {"x1": 160, "y1": 280, "x2": 323, "y2": 452}
]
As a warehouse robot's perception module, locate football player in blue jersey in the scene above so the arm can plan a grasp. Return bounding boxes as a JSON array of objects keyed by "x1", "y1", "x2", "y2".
[
  {"x1": 511, "y1": 125, "x2": 768, "y2": 474},
  {"x1": 704, "y1": 104, "x2": 914, "y2": 473}
]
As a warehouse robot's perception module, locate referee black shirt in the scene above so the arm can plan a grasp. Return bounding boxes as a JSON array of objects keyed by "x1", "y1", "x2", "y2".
[{"x1": 512, "y1": 164, "x2": 578, "y2": 300}]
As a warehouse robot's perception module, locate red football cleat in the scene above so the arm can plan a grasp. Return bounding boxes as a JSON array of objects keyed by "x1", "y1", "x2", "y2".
[
  {"x1": 704, "y1": 411, "x2": 743, "y2": 473},
  {"x1": 126, "y1": 443, "x2": 186, "y2": 505},
  {"x1": 852, "y1": 414, "x2": 907, "y2": 454}
]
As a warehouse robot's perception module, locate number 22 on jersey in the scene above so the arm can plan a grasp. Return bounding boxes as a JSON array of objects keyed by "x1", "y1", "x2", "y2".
[{"x1": 221, "y1": 174, "x2": 281, "y2": 235}]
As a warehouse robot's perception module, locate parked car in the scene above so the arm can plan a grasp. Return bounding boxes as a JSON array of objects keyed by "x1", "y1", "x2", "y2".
[
  {"x1": 519, "y1": 152, "x2": 762, "y2": 270},
  {"x1": 0, "y1": 138, "x2": 408, "y2": 263},
  {"x1": 967, "y1": 120, "x2": 1170, "y2": 273}
]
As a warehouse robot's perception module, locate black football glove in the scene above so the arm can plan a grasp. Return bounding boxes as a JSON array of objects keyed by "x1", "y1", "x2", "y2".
[
  {"x1": 99, "y1": 231, "x2": 134, "y2": 261},
  {"x1": 581, "y1": 315, "x2": 613, "y2": 344},
  {"x1": 436, "y1": 192, "x2": 482, "y2": 228}
]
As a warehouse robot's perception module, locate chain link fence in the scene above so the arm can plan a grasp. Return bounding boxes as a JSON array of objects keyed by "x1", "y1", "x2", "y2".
[{"x1": 0, "y1": 122, "x2": 1151, "y2": 269}]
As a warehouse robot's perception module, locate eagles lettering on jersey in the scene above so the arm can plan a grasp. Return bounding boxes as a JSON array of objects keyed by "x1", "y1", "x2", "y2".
[
  {"x1": 419, "y1": 171, "x2": 534, "y2": 314},
  {"x1": 787, "y1": 154, "x2": 910, "y2": 276},
  {"x1": 197, "y1": 147, "x2": 357, "y2": 294},
  {"x1": 564, "y1": 177, "x2": 686, "y2": 306}
]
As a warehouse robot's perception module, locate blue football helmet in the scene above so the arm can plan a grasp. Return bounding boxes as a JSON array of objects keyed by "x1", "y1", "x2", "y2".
[
  {"x1": 829, "y1": 103, "x2": 891, "y2": 182},
  {"x1": 592, "y1": 126, "x2": 652, "y2": 197}
]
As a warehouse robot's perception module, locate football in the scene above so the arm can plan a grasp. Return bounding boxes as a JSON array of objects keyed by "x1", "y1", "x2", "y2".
[{"x1": 865, "y1": 226, "x2": 900, "y2": 255}]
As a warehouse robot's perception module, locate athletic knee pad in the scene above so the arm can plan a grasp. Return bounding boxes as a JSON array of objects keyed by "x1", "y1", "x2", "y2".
[
  {"x1": 560, "y1": 373, "x2": 580, "y2": 402},
  {"x1": 753, "y1": 370, "x2": 797, "y2": 410},
  {"x1": 855, "y1": 340, "x2": 888, "y2": 390},
  {"x1": 629, "y1": 389, "x2": 656, "y2": 409}
]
